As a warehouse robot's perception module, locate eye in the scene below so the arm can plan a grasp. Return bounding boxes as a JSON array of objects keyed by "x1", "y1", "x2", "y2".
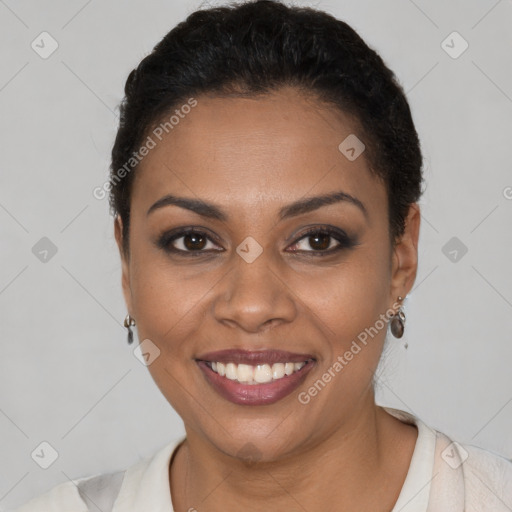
[
  {"x1": 157, "y1": 228, "x2": 223, "y2": 255},
  {"x1": 286, "y1": 226, "x2": 356, "y2": 255},
  {"x1": 157, "y1": 225, "x2": 357, "y2": 257}
]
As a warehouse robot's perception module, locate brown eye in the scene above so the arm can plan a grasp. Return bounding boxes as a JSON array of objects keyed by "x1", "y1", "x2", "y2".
[
  {"x1": 287, "y1": 226, "x2": 357, "y2": 255},
  {"x1": 182, "y1": 232, "x2": 208, "y2": 250},
  {"x1": 307, "y1": 233, "x2": 331, "y2": 251},
  {"x1": 157, "y1": 228, "x2": 223, "y2": 255}
]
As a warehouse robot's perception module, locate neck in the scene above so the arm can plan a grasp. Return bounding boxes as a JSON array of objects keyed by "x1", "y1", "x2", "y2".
[{"x1": 170, "y1": 396, "x2": 416, "y2": 512}]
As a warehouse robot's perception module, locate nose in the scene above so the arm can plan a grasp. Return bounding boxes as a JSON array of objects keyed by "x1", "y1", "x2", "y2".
[{"x1": 212, "y1": 250, "x2": 297, "y2": 333}]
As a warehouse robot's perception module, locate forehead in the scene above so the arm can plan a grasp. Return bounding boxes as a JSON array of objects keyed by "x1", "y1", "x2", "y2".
[{"x1": 132, "y1": 87, "x2": 385, "y2": 219}]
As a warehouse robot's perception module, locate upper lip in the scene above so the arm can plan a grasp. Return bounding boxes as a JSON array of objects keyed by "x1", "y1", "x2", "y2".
[{"x1": 196, "y1": 349, "x2": 315, "y2": 365}]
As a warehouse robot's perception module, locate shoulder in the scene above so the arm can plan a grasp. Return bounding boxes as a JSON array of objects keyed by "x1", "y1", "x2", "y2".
[
  {"x1": 13, "y1": 469, "x2": 130, "y2": 512},
  {"x1": 13, "y1": 477, "x2": 91, "y2": 512},
  {"x1": 384, "y1": 407, "x2": 512, "y2": 510},
  {"x1": 460, "y1": 441, "x2": 512, "y2": 507},
  {"x1": 11, "y1": 438, "x2": 183, "y2": 512},
  {"x1": 12, "y1": 470, "x2": 126, "y2": 512},
  {"x1": 429, "y1": 434, "x2": 512, "y2": 511}
]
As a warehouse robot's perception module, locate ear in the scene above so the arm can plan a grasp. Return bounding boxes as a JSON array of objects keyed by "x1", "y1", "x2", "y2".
[
  {"x1": 390, "y1": 203, "x2": 421, "y2": 305},
  {"x1": 114, "y1": 215, "x2": 133, "y2": 316}
]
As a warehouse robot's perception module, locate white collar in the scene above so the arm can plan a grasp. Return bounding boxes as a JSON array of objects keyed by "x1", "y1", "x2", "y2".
[{"x1": 385, "y1": 407, "x2": 437, "y2": 512}]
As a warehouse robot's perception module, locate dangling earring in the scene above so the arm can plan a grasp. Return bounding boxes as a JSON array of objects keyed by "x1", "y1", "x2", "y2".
[
  {"x1": 124, "y1": 314, "x2": 136, "y2": 344},
  {"x1": 390, "y1": 296, "x2": 406, "y2": 339}
]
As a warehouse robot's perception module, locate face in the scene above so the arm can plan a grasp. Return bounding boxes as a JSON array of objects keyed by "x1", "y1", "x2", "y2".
[{"x1": 115, "y1": 87, "x2": 419, "y2": 462}]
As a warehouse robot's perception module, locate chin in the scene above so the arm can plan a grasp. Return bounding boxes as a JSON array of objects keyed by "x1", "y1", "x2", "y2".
[{"x1": 205, "y1": 419, "x2": 309, "y2": 464}]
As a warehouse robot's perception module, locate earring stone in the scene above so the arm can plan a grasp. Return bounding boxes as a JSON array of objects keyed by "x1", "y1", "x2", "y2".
[
  {"x1": 124, "y1": 314, "x2": 136, "y2": 344},
  {"x1": 390, "y1": 309, "x2": 406, "y2": 338}
]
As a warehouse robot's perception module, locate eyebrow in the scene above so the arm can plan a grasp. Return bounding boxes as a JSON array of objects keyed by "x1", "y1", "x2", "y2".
[{"x1": 147, "y1": 190, "x2": 368, "y2": 221}]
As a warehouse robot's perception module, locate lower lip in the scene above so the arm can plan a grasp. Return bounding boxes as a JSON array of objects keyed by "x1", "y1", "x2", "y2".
[{"x1": 197, "y1": 361, "x2": 315, "y2": 406}]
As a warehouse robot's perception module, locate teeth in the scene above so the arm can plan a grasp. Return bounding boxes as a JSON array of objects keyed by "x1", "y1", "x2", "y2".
[
  {"x1": 285, "y1": 362, "x2": 295, "y2": 376},
  {"x1": 207, "y1": 360, "x2": 309, "y2": 385},
  {"x1": 225, "y1": 363, "x2": 238, "y2": 380},
  {"x1": 237, "y1": 364, "x2": 254, "y2": 383},
  {"x1": 272, "y1": 363, "x2": 285, "y2": 379},
  {"x1": 254, "y1": 364, "x2": 272, "y2": 383}
]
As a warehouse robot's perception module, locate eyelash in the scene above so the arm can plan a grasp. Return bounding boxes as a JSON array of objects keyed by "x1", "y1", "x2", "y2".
[{"x1": 156, "y1": 225, "x2": 357, "y2": 257}]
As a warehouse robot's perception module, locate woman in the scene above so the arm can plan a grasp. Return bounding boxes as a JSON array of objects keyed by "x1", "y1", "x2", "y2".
[{"x1": 15, "y1": 0, "x2": 512, "y2": 510}]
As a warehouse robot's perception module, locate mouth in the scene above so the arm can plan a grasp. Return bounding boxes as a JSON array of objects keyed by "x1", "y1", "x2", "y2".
[{"x1": 196, "y1": 349, "x2": 316, "y2": 406}]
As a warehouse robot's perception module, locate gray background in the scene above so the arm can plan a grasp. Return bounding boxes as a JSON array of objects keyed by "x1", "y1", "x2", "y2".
[{"x1": 1, "y1": 0, "x2": 511, "y2": 509}]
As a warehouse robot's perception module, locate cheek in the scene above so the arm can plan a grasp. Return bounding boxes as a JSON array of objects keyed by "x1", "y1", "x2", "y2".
[
  {"x1": 293, "y1": 250, "x2": 392, "y2": 395},
  {"x1": 301, "y1": 248, "x2": 391, "y2": 335},
  {"x1": 130, "y1": 259, "x2": 216, "y2": 347},
  {"x1": 292, "y1": 254, "x2": 392, "y2": 414},
  {"x1": 127, "y1": 250, "x2": 217, "y2": 415}
]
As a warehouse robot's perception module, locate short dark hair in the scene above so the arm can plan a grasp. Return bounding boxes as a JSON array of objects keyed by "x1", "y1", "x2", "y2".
[{"x1": 110, "y1": 0, "x2": 423, "y2": 254}]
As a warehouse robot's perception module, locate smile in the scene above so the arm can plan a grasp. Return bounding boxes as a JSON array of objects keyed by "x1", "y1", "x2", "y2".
[
  {"x1": 206, "y1": 361, "x2": 309, "y2": 385},
  {"x1": 196, "y1": 349, "x2": 316, "y2": 405}
]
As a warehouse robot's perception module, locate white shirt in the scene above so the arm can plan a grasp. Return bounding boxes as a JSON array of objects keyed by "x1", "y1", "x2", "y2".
[{"x1": 13, "y1": 407, "x2": 512, "y2": 511}]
